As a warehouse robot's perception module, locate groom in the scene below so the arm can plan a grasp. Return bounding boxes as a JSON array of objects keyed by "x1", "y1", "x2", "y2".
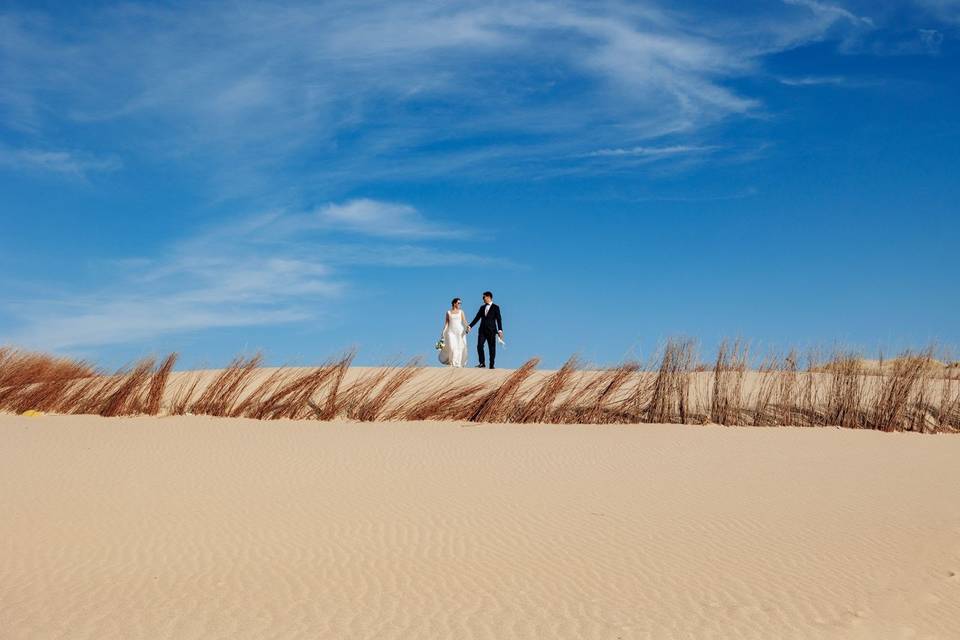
[{"x1": 469, "y1": 291, "x2": 503, "y2": 369}]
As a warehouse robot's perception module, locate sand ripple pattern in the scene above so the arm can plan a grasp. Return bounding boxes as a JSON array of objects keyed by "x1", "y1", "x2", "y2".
[{"x1": 2, "y1": 416, "x2": 960, "y2": 639}]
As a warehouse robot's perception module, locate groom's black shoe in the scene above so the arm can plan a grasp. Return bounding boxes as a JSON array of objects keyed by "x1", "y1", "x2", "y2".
[{"x1": 475, "y1": 363, "x2": 486, "y2": 368}]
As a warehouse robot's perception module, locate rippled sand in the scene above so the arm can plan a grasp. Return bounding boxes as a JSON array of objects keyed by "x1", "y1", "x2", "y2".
[{"x1": 2, "y1": 414, "x2": 959, "y2": 639}]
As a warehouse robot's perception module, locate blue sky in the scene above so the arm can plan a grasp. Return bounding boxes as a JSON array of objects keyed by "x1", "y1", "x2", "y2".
[{"x1": 1, "y1": 0, "x2": 958, "y2": 369}]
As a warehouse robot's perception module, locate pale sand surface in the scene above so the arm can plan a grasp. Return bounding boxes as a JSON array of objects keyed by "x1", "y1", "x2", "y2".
[{"x1": 2, "y1": 415, "x2": 960, "y2": 639}]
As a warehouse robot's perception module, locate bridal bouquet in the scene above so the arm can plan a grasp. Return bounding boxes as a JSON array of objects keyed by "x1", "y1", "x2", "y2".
[{"x1": 435, "y1": 337, "x2": 445, "y2": 351}]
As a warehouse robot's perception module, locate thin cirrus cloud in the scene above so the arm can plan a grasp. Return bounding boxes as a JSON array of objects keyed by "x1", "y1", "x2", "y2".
[
  {"x1": 2, "y1": 200, "x2": 485, "y2": 350},
  {"x1": 0, "y1": 0, "x2": 883, "y2": 195},
  {"x1": 775, "y1": 75, "x2": 886, "y2": 88},
  {"x1": 777, "y1": 75, "x2": 849, "y2": 86},
  {"x1": 6, "y1": 254, "x2": 340, "y2": 351},
  {"x1": 914, "y1": 0, "x2": 960, "y2": 24},
  {"x1": 316, "y1": 199, "x2": 469, "y2": 239},
  {"x1": 782, "y1": 0, "x2": 875, "y2": 26},
  {"x1": 582, "y1": 145, "x2": 720, "y2": 158},
  {"x1": 0, "y1": 145, "x2": 120, "y2": 177}
]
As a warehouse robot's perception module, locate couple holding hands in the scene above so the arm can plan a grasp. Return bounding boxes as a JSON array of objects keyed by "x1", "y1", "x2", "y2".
[{"x1": 438, "y1": 291, "x2": 504, "y2": 369}]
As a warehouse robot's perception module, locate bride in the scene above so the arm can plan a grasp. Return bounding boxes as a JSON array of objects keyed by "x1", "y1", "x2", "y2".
[{"x1": 438, "y1": 297, "x2": 470, "y2": 367}]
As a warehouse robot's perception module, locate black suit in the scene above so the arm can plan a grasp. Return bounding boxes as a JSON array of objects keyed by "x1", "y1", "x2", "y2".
[{"x1": 469, "y1": 303, "x2": 503, "y2": 367}]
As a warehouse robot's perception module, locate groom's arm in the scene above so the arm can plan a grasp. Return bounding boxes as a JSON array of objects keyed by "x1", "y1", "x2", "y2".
[
  {"x1": 469, "y1": 308, "x2": 483, "y2": 328},
  {"x1": 496, "y1": 307, "x2": 503, "y2": 332}
]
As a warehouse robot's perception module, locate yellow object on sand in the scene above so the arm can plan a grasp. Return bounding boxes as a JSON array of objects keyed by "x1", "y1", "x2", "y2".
[{"x1": 21, "y1": 410, "x2": 45, "y2": 417}]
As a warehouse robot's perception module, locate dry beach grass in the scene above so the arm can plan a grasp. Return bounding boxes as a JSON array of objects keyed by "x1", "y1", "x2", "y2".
[{"x1": 1, "y1": 340, "x2": 958, "y2": 431}]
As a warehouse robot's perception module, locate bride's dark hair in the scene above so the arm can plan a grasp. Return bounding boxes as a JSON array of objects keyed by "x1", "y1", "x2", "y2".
[{"x1": 451, "y1": 297, "x2": 461, "y2": 307}]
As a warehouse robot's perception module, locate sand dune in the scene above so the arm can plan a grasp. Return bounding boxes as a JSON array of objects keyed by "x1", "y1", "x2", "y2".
[
  {"x1": 3, "y1": 346, "x2": 959, "y2": 430},
  {"x1": 2, "y1": 414, "x2": 959, "y2": 639}
]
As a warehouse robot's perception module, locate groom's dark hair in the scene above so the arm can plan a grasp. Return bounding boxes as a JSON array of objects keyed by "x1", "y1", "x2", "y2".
[{"x1": 483, "y1": 291, "x2": 493, "y2": 299}]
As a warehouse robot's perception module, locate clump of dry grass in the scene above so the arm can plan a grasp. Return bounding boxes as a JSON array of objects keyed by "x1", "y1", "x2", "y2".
[
  {"x1": 145, "y1": 354, "x2": 178, "y2": 415},
  {"x1": 548, "y1": 369, "x2": 606, "y2": 423},
  {"x1": 752, "y1": 351, "x2": 781, "y2": 426},
  {"x1": 742, "y1": 348, "x2": 801, "y2": 427},
  {"x1": 333, "y1": 368, "x2": 392, "y2": 420},
  {"x1": 514, "y1": 356, "x2": 579, "y2": 423},
  {"x1": 622, "y1": 365, "x2": 654, "y2": 422},
  {"x1": 48, "y1": 376, "x2": 104, "y2": 414},
  {"x1": 646, "y1": 338, "x2": 696, "y2": 424},
  {"x1": 278, "y1": 370, "x2": 339, "y2": 419},
  {"x1": 823, "y1": 351, "x2": 866, "y2": 429},
  {"x1": 229, "y1": 367, "x2": 290, "y2": 418},
  {"x1": 247, "y1": 367, "x2": 334, "y2": 420},
  {"x1": 359, "y1": 361, "x2": 423, "y2": 420},
  {"x1": 336, "y1": 359, "x2": 422, "y2": 421},
  {"x1": 0, "y1": 350, "x2": 177, "y2": 417},
  {"x1": 3, "y1": 377, "x2": 73, "y2": 415},
  {"x1": 710, "y1": 339, "x2": 748, "y2": 426},
  {"x1": 466, "y1": 358, "x2": 540, "y2": 423},
  {"x1": 0, "y1": 347, "x2": 96, "y2": 388},
  {"x1": 313, "y1": 352, "x2": 354, "y2": 420},
  {"x1": 97, "y1": 358, "x2": 157, "y2": 417},
  {"x1": 565, "y1": 362, "x2": 640, "y2": 424},
  {"x1": 774, "y1": 350, "x2": 800, "y2": 426},
  {"x1": 0, "y1": 348, "x2": 97, "y2": 414},
  {"x1": 533, "y1": 360, "x2": 650, "y2": 425},
  {"x1": 797, "y1": 349, "x2": 824, "y2": 427},
  {"x1": 170, "y1": 372, "x2": 202, "y2": 416},
  {"x1": 936, "y1": 369, "x2": 960, "y2": 432},
  {"x1": 188, "y1": 355, "x2": 263, "y2": 416},
  {"x1": 869, "y1": 350, "x2": 932, "y2": 432},
  {"x1": 389, "y1": 378, "x2": 492, "y2": 421}
]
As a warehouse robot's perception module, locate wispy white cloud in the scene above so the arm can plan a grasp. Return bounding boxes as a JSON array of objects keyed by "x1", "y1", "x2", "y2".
[
  {"x1": 2, "y1": 200, "x2": 492, "y2": 350},
  {"x1": 913, "y1": 0, "x2": 960, "y2": 24},
  {"x1": 778, "y1": 75, "x2": 849, "y2": 86},
  {"x1": 0, "y1": 145, "x2": 120, "y2": 177},
  {"x1": 8, "y1": 290, "x2": 318, "y2": 352},
  {"x1": 857, "y1": 26, "x2": 949, "y2": 56},
  {"x1": 0, "y1": 1, "x2": 875, "y2": 193},
  {"x1": 6, "y1": 253, "x2": 340, "y2": 350},
  {"x1": 783, "y1": 0, "x2": 875, "y2": 27},
  {"x1": 583, "y1": 145, "x2": 719, "y2": 158},
  {"x1": 317, "y1": 199, "x2": 468, "y2": 239},
  {"x1": 775, "y1": 74, "x2": 885, "y2": 88},
  {"x1": 918, "y1": 28, "x2": 945, "y2": 52}
]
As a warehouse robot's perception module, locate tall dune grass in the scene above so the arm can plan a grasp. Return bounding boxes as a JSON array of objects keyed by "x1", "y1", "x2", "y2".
[
  {"x1": 515, "y1": 356, "x2": 579, "y2": 423},
  {"x1": 710, "y1": 339, "x2": 748, "y2": 426},
  {"x1": 1, "y1": 341, "x2": 958, "y2": 432},
  {"x1": 0, "y1": 347, "x2": 96, "y2": 387},
  {"x1": 468, "y1": 358, "x2": 540, "y2": 423},
  {"x1": 646, "y1": 338, "x2": 696, "y2": 424}
]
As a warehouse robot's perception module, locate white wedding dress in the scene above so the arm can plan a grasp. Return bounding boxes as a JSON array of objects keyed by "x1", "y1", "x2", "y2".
[{"x1": 439, "y1": 309, "x2": 469, "y2": 367}]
